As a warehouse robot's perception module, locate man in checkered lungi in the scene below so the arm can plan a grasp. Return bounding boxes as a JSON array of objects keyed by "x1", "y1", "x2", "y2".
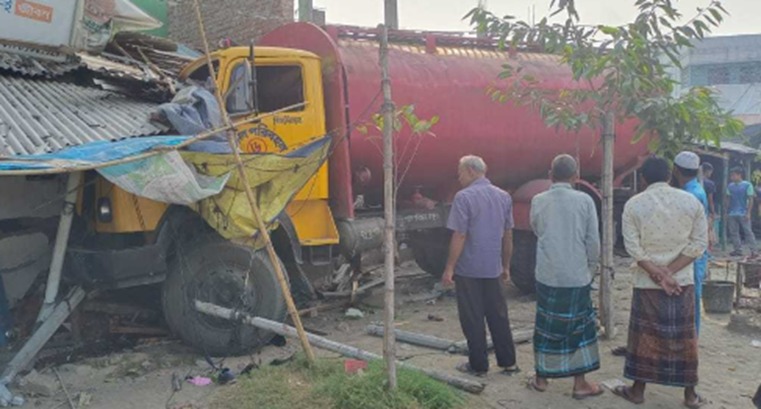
[
  {"x1": 528, "y1": 155, "x2": 603, "y2": 399},
  {"x1": 618, "y1": 157, "x2": 709, "y2": 408}
]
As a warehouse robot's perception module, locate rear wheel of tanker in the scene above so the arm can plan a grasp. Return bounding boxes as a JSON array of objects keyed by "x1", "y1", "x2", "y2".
[
  {"x1": 409, "y1": 229, "x2": 451, "y2": 278},
  {"x1": 510, "y1": 231, "x2": 537, "y2": 294},
  {"x1": 162, "y1": 239, "x2": 287, "y2": 356}
]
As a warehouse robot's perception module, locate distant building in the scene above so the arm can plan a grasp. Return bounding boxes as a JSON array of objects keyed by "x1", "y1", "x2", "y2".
[
  {"x1": 163, "y1": 0, "x2": 294, "y2": 49},
  {"x1": 671, "y1": 35, "x2": 761, "y2": 126}
]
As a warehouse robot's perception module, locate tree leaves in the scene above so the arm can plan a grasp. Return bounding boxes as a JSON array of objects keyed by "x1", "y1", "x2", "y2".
[{"x1": 465, "y1": 0, "x2": 741, "y2": 153}]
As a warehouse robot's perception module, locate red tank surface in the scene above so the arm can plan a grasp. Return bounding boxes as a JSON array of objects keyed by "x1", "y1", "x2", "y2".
[{"x1": 262, "y1": 23, "x2": 650, "y2": 220}]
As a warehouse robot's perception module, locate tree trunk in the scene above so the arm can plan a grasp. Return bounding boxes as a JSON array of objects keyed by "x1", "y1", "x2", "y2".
[
  {"x1": 600, "y1": 111, "x2": 616, "y2": 339},
  {"x1": 379, "y1": 24, "x2": 397, "y2": 390}
]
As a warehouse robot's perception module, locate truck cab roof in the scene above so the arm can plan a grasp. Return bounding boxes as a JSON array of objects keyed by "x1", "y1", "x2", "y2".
[{"x1": 179, "y1": 46, "x2": 320, "y2": 80}]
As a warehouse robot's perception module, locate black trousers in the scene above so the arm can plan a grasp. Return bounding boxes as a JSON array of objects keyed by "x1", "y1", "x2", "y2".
[{"x1": 455, "y1": 275, "x2": 517, "y2": 372}]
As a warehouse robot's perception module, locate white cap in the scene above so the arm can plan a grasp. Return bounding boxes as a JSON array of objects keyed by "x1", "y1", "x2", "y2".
[{"x1": 674, "y1": 151, "x2": 700, "y2": 171}]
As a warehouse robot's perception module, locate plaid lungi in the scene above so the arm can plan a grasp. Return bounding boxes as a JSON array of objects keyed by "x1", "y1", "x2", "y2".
[
  {"x1": 534, "y1": 282, "x2": 600, "y2": 378},
  {"x1": 624, "y1": 287, "x2": 698, "y2": 387}
]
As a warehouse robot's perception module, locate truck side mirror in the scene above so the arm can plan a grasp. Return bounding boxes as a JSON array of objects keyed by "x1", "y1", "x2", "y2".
[{"x1": 225, "y1": 61, "x2": 254, "y2": 114}]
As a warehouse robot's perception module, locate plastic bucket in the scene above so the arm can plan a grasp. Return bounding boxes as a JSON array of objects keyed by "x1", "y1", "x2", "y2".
[{"x1": 702, "y1": 281, "x2": 735, "y2": 314}]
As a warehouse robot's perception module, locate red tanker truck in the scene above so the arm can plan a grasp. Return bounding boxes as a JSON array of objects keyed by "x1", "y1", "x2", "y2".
[
  {"x1": 57, "y1": 23, "x2": 650, "y2": 355},
  {"x1": 258, "y1": 23, "x2": 650, "y2": 291}
]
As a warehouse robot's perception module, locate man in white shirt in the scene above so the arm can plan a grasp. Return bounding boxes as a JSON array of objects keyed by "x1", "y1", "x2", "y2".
[{"x1": 614, "y1": 157, "x2": 708, "y2": 408}]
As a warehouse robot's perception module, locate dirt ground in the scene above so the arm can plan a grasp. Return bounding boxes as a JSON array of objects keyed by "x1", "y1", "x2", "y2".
[{"x1": 16, "y1": 256, "x2": 761, "y2": 409}]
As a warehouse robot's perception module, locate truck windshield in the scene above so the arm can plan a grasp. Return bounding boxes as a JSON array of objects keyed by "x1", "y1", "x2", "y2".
[{"x1": 226, "y1": 62, "x2": 305, "y2": 114}]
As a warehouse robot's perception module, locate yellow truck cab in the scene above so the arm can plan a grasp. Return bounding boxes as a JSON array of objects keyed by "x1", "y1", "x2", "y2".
[{"x1": 71, "y1": 46, "x2": 341, "y2": 356}]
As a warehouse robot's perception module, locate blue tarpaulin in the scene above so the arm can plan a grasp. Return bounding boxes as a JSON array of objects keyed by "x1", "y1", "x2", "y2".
[{"x1": 0, "y1": 136, "x2": 188, "y2": 171}]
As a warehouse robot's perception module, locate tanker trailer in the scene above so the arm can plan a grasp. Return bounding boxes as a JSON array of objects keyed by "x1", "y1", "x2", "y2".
[{"x1": 260, "y1": 23, "x2": 650, "y2": 293}]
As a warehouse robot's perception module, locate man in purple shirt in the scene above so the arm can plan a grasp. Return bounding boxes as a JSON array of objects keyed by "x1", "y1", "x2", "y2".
[{"x1": 443, "y1": 155, "x2": 519, "y2": 377}]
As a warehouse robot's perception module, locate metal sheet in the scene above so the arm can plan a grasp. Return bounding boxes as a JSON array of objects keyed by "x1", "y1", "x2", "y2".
[
  {"x1": 0, "y1": 50, "x2": 80, "y2": 78},
  {"x1": 0, "y1": 75, "x2": 162, "y2": 156}
]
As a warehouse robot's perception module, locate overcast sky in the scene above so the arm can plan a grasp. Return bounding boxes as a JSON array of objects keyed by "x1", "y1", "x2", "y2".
[{"x1": 310, "y1": 0, "x2": 761, "y2": 36}]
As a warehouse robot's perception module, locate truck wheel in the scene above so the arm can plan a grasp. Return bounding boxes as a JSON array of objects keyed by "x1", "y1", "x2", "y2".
[
  {"x1": 510, "y1": 231, "x2": 537, "y2": 294},
  {"x1": 162, "y1": 239, "x2": 287, "y2": 356},
  {"x1": 409, "y1": 229, "x2": 451, "y2": 278}
]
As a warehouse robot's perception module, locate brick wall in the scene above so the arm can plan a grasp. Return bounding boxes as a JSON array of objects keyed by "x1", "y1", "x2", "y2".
[{"x1": 167, "y1": 0, "x2": 294, "y2": 49}]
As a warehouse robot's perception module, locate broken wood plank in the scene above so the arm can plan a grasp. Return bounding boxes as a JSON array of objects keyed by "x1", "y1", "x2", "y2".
[
  {"x1": 195, "y1": 300, "x2": 485, "y2": 394},
  {"x1": 448, "y1": 328, "x2": 534, "y2": 355},
  {"x1": 366, "y1": 324, "x2": 454, "y2": 351}
]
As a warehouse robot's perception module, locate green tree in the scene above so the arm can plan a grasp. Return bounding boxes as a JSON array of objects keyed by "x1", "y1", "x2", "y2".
[{"x1": 468, "y1": 0, "x2": 743, "y2": 336}]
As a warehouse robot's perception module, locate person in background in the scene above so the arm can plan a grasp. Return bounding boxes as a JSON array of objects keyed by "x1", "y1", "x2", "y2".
[
  {"x1": 442, "y1": 155, "x2": 519, "y2": 377},
  {"x1": 701, "y1": 163, "x2": 717, "y2": 218},
  {"x1": 528, "y1": 155, "x2": 603, "y2": 399},
  {"x1": 726, "y1": 167, "x2": 758, "y2": 258},
  {"x1": 673, "y1": 152, "x2": 709, "y2": 336},
  {"x1": 615, "y1": 157, "x2": 708, "y2": 408}
]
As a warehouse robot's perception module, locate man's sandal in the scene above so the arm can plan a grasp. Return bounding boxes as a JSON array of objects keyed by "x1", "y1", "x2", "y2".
[{"x1": 612, "y1": 385, "x2": 644, "y2": 405}]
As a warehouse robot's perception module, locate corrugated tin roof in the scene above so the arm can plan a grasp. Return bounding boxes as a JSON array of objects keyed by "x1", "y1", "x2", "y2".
[
  {"x1": 0, "y1": 76, "x2": 163, "y2": 157},
  {"x1": 0, "y1": 50, "x2": 80, "y2": 78}
]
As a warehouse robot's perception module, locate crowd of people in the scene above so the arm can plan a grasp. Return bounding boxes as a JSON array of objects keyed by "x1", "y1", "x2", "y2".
[{"x1": 441, "y1": 152, "x2": 760, "y2": 407}]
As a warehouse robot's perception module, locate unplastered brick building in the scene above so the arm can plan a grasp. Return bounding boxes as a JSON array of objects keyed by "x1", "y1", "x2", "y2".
[{"x1": 166, "y1": 0, "x2": 295, "y2": 49}]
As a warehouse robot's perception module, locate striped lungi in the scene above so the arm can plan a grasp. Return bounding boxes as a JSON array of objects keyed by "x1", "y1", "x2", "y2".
[
  {"x1": 624, "y1": 287, "x2": 698, "y2": 387},
  {"x1": 534, "y1": 282, "x2": 600, "y2": 378}
]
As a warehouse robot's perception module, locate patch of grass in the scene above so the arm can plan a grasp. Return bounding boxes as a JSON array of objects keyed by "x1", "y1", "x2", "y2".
[{"x1": 211, "y1": 357, "x2": 467, "y2": 409}]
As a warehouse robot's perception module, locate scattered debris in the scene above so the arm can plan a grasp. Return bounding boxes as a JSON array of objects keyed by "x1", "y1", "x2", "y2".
[
  {"x1": 752, "y1": 340, "x2": 761, "y2": 348},
  {"x1": 217, "y1": 368, "x2": 235, "y2": 385},
  {"x1": 187, "y1": 376, "x2": 212, "y2": 387},
  {"x1": 601, "y1": 378, "x2": 627, "y2": 391},
  {"x1": 16, "y1": 370, "x2": 58, "y2": 397},
  {"x1": 240, "y1": 363, "x2": 259, "y2": 376},
  {"x1": 77, "y1": 392, "x2": 92, "y2": 407},
  {"x1": 52, "y1": 368, "x2": 76, "y2": 409},
  {"x1": 195, "y1": 300, "x2": 486, "y2": 394},
  {"x1": 270, "y1": 353, "x2": 296, "y2": 367},
  {"x1": 344, "y1": 359, "x2": 368, "y2": 375},
  {"x1": 171, "y1": 372, "x2": 183, "y2": 392},
  {"x1": 345, "y1": 308, "x2": 365, "y2": 319}
]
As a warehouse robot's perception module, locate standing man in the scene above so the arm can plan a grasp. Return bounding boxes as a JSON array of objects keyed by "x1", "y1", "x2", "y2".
[
  {"x1": 615, "y1": 157, "x2": 708, "y2": 408},
  {"x1": 443, "y1": 155, "x2": 519, "y2": 377},
  {"x1": 528, "y1": 155, "x2": 603, "y2": 399},
  {"x1": 673, "y1": 151, "x2": 709, "y2": 335},
  {"x1": 727, "y1": 167, "x2": 758, "y2": 258}
]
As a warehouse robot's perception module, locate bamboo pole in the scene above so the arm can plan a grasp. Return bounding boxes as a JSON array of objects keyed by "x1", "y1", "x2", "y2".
[
  {"x1": 600, "y1": 111, "x2": 616, "y2": 339},
  {"x1": 379, "y1": 23, "x2": 397, "y2": 389},
  {"x1": 191, "y1": 0, "x2": 315, "y2": 363},
  {"x1": 195, "y1": 301, "x2": 485, "y2": 394},
  {"x1": 0, "y1": 103, "x2": 304, "y2": 176}
]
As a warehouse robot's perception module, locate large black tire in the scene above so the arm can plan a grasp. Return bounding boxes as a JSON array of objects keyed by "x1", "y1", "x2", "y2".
[
  {"x1": 162, "y1": 239, "x2": 287, "y2": 356},
  {"x1": 510, "y1": 231, "x2": 537, "y2": 294},
  {"x1": 409, "y1": 229, "x2": 451, "y2": 278}
]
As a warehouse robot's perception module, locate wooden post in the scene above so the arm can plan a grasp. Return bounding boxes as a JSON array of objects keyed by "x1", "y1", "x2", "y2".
[
  {"x1": 195, "y1": 301, "x2": 486, "y2": 394},
  {"x1": 379, "y1": 23, "x2": 397, "y2": 390},
  {"x1": 600, "y1": 111, "x2": 616, "y2": 339},
  {"x1": 192, "y1": 0, "x2": 315, "y2": 364},
  {"x1": 384, "y1": 0, "x2": 399, "y2": 30}
]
